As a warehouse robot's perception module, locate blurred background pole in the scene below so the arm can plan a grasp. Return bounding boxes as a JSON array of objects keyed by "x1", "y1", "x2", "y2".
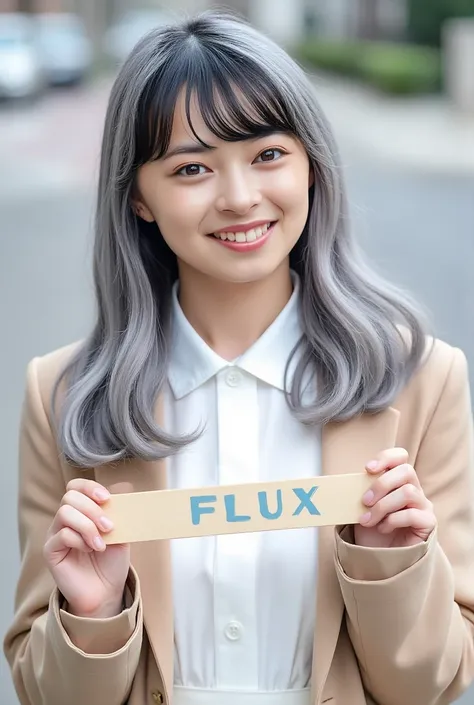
[
  {"x1": 443, "y1": 17, "x2": 474, "y2": 114},
  {"x1": 76, "y1": 0, "x2": 109, "y2": 67},
  {"x1": 356, "y1": 0, "x2": 379, "y2": 39}
]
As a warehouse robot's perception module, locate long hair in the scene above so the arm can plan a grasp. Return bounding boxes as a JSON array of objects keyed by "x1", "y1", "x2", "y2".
[{"x1": 53, "y1": 10, "x2": 431, "y2": 468}]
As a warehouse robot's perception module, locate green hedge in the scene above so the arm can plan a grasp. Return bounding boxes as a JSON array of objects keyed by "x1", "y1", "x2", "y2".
[
  {"x1": 296, "y1": 40, "x2": 365, "y2": 76},
  {"x1": 358, "y1": 44, "x2": 442, "y2": 94},
  {"x1": 296, "y1": 40, "x2": 442, "y2": 95}
]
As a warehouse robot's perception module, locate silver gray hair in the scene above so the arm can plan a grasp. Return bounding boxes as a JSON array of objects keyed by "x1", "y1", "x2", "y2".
[{"x1": 53, "y1": 10, "x2": 431, "y2": 467}]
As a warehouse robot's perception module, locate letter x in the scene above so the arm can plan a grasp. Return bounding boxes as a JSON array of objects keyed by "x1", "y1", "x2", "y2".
[{"x1": 292, "y1": 486, "x2": 320, "y2": 516}]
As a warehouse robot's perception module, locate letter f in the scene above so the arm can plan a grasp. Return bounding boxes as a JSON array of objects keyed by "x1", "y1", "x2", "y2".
[{"x1": 190, "y1": 495, "x2": 217, "y2": 525}]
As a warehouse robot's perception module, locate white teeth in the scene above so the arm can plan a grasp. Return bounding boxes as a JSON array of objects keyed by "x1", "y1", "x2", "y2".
[{"x1": 212, "y1": 221, "x2": 273, "y2": 242}]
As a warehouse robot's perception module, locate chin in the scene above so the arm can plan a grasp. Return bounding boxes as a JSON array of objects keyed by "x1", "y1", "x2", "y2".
[{"x1": 209, "y1": 260, "x2": 288, "y2": 285}]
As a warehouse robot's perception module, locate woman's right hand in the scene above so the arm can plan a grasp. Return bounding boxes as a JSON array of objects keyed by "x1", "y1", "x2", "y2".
[{"x1": 44, "y1": 479, "x2": 130, "y2": 619}]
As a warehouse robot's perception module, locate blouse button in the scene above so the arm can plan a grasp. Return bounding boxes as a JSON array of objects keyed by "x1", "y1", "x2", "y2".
[
  {"x1": 224, "y1": 620, "x2": 243, "y2": 641},
  {"x1": 151, "y1": 690, "x2": 164, "y2": 703},
  {"x1": 226, "y1": 369, "x2": 242, "y2": 387}
]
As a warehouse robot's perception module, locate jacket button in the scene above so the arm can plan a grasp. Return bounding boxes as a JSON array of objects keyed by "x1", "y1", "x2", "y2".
[{"x1": 151, "y1": 691, "x2": 164, "y2": 704}]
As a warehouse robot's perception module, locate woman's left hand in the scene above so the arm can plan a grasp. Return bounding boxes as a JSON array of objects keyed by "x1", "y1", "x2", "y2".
[{"x1": 354, "y1": 448, "x2": 437, "y2": 548}]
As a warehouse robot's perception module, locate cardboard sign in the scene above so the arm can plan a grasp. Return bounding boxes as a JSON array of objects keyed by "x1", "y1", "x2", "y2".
[{"x1": 102, "y1": 472, "x2": 374, "y2": 544}]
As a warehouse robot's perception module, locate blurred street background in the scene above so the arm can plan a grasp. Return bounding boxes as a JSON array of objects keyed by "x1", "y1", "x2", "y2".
[{"x1": 0, "y1": 1, "x2": 473, "y2": 703}]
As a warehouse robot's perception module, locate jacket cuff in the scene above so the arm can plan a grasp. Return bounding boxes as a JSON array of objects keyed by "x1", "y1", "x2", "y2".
[
  {"x1": 335, "y1": 524, "x2": 433, "y2": 582},
  {"x1": 56, "y1": 567, "x2": 141, "y2": 655}
]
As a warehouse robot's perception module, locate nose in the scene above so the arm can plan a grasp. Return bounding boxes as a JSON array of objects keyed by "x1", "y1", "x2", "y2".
[{"x1": 215, "y1": 167, "x2": 262, "y2": 215}]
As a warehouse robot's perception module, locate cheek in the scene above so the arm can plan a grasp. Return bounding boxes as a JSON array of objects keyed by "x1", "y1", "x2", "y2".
[
  {"x1": 155, "y1": 185, "x2": 210, "y2": 234},
  {"x1": 270, "y1": 171, "x2": 309, "y2": 221}
]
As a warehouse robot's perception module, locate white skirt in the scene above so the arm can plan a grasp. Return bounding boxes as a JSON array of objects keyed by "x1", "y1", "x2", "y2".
[{"x1": 173, "y1": 686, "x2": 312, "y2": 705}]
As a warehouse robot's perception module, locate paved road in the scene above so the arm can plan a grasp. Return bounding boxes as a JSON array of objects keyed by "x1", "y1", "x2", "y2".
[
  {"x1": 344, "y1": 157, "x2": 474, "y2": 372},
  {"x1": 0, "y1": 82, "x2": 473, "y2": 704}
]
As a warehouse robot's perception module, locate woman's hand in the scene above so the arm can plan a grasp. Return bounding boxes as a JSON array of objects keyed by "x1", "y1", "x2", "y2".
[
  {"x1": 354, "y1": 448, "x2": 437, "y2": 548},
  {"x1": 44, "y1": 479, "x2": 130, "y2": 618}
]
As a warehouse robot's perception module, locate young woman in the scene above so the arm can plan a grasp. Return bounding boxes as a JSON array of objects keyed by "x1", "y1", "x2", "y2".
[{"x1": 4, "y1": 11, "x2": 474, "y2": 705}]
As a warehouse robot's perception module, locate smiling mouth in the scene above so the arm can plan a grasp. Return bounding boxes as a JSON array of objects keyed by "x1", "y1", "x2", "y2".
[{"x1": 209, "y1": 221, "x2": 276, "y2": 243}]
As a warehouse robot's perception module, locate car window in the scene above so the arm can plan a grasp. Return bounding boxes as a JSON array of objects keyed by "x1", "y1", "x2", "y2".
[{"x1": 0, "y1": 21, "x2": 32, "y2": 45}]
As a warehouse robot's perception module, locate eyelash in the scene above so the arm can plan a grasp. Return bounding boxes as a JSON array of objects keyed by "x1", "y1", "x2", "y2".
[{"x1": 173, "y1": 147, "x2": 287, "y2": 178}]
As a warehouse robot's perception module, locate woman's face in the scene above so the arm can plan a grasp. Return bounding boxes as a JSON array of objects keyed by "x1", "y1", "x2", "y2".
[{"x1": 134, "y1": 90, "x2": 313, "y2": 285}]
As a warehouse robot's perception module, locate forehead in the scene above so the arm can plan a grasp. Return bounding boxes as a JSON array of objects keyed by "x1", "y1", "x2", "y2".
[{"x1": 169, "y1": 88, "x2": 211, "y2": 143}]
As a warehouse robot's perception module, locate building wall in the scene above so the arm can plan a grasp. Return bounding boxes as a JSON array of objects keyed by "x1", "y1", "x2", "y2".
[
  {"x1": 313, "y1": 0, "x2": 354, "y2": 38},
  {"x1": 111, "y1": 0, "x2": 210, "y2": 20},
  {"x1": 249, "y1": 0, "x2": 305, "y2": 44},
  {"x1": 0, "y1": 0, "x2": 310, "y2": 47},
  {"x1": 33, "y1": 0, "x2": 64, "y2": 11},
  {"x1": 0, "y1": 0, "x2": 15, "y2": 10},
  {"x1": 0, "y1": 0, "x2": 73, "y2": 11},
  {"x1": 307, "y1": 0, "x2": 407, "y2": 40},
  {"x1": 378, "y1": 0, "x2": 407, "y2": 38}
]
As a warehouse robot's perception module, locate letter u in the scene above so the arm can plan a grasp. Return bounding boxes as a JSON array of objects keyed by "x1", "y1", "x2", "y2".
[{"x1": 258, "y1": 489, "x2": 283, "y2": 520}]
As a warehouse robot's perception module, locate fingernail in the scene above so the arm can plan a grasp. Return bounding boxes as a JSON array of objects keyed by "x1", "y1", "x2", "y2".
[
  {"x1": 366, "y1": 460, "x2": 379, "y2": 471},
  {"x1": 362, "y1": 490, "x2": 374, "y2": 505},
  {"x1": 93, "y1": 536, "x2": 106, "y2": 550},
  {"x1": 99, "y1": 516, "x2": 114, "y2": 531},
  {"x1": 360, "y1": 512, "x2": 371, "y2": 524},
  {"x1": 94, "y1": 489, "x2": 110, "y2": 501}
]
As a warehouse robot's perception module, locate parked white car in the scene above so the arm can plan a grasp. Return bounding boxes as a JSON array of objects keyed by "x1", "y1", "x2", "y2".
[
  {"x1": 0, "y1": 13, "x2": 44, "y2": 100},
  {"x1": 35, "y1": 13, "x2": 93, "y2": 86}
]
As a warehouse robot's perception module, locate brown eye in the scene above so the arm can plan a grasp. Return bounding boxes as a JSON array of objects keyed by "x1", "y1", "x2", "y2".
[
  {"x1": 256, "y1": 148, "x2": 284, "y2": 163},
  {"x1": 177, "y1": 164, "x2": 206, "y2": 177}
]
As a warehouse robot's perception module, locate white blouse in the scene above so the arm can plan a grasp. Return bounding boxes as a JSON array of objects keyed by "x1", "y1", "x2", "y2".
[{"x1": 164, "y1": 273, "x2": 321, "y2": 692}]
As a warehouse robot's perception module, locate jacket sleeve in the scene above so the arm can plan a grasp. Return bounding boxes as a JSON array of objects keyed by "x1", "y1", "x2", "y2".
[
  {"x1": 335, "y1": 346, "x2": 474, "y2": 705},
  {"x1": 3, "y1": 357, "x2": 144, "y2": 705}
]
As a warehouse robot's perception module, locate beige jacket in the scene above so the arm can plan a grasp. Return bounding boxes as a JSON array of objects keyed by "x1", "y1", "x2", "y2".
[{"x1": 4, "y1": 338, "x2": 474, "y2": 705}]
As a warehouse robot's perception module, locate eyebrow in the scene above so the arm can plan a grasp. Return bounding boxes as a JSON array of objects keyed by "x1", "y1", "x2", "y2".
[
  {"x1": 162, "y1": 143, "x2": 217, "y2": 161},
  {"x1": 162, "y1": 132, "x2": 287, "y2": 161}
]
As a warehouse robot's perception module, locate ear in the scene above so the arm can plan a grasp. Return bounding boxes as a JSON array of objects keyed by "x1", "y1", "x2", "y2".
[
  {"x1": 308, "y1": 167, "x2": 315, "y2": 189},
  {"x1": 131, "y1": 199, "x2": 155, "y2": 223}
]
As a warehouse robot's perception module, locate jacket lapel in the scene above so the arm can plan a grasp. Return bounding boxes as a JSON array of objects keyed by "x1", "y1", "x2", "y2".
[
  {"x1": 311, "y1": 406, "x2": 400, "y2": 703},
  {"x1": 95, "y1": 453, "x2": 173, "y2": 701}
]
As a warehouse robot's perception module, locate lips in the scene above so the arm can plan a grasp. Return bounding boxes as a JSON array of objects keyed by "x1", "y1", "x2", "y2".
[
  {"x1": 207, "y1": 220, "x2": 277, "y2": 252},
  {"x1": 208, "y1": 221, "x2": 277, "y2": 244}
]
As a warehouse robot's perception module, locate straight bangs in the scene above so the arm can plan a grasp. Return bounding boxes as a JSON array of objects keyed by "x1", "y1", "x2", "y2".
[{"x1": 134, "y1": 39, "x2": 299, "y2": 166}]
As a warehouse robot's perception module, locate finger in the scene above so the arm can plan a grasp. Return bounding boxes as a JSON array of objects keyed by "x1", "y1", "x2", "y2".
[
  {"x1": 365, "y1": 447, "x2": 409, "y2": 474},
  {"x1": 376, "y1": 508, "x2": 437, "y2": 535},
  {"x1": 362, "y1": 464, "x2": 422, "y2": 507},
  {"x1": 60, "y1": 489, "x2": 114, "y2": 534},
  {"x1": 44, "y1": 526, "x2": 93, "y2": 561},
  {"x1": 360, "y1": 484, "x2": 428, "y2": 527},
  {"x1": 51, "y1": 505, "x2": 106, "y2": 551},
  {"x1": 66, "y1": 478, "x2": 110, "y2": 503}
]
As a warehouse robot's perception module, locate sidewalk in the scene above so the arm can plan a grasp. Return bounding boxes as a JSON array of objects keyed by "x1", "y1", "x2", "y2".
[
  {"x1": 0, "y1": 78, "x2": 108, "y2": 200},
  {"x1": 310, "y1": 71, "x2": 474, "y2": 175}
]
